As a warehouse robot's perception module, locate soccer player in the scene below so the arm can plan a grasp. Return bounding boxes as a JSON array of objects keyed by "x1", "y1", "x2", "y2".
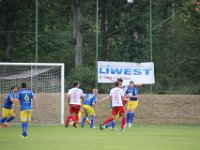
[
  {"x1": 125, "y1": 81, "x2": 138, "y2": 127},
  {"x1": 0, "y1": 85, "x2": 18, "y2": 128},
  {"x1": 100, "y1": 82, "x2": 126, "y2": 132},
  {"x1": 65, "y1": 81, "x2": 84, "y2": 128},
  {"x1": 81, "y1": 89, "x2": 98, "y2": 128},
  {"x1": 105, "y1": 78, "x2": 128, "y2": 129},
  {"x1": 17, "y1": 82, "x2": 35, "y2": 138}
]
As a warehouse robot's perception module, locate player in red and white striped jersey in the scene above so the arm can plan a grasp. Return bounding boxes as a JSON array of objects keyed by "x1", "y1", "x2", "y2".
[
  {"x1": 100, "y1": 81, "x2": 126, "y2": 132},
  {"x1": 65, "y1": 82, "x2": 84, "y2": 128}
]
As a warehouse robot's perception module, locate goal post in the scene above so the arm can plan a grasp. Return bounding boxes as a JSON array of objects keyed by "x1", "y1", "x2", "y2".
[{"x1": 0, "y1": 62, "x2": 65, "y2": 125}]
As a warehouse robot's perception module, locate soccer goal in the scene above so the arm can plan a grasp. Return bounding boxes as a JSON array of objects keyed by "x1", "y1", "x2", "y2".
[{"x1": 0, "y1": 63, "x2": 65, "y2": 125}]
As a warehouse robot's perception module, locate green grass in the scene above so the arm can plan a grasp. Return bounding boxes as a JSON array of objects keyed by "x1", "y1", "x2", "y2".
[{"x1": 0, "y1": 124, "x2": 200, "y2": 150}]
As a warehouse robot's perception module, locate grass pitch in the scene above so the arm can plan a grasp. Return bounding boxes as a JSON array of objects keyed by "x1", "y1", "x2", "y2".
[{"x1": 0, "y1": 124, "x2": 200, "y2": 150}]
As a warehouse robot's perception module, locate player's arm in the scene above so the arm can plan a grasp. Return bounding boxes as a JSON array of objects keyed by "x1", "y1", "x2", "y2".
[
  {"x1": 109, "y1": 95, "x2": 112, "y2": 101},
  {"x1": 92, "y1": 96, "x2": 97, "y2": 108},
  {"x1": 135, "y1": 84, "x2": 143, "y2": 87},
  {"x1": 97, "y1": 95, "x2": 109, "y2": 103},
  {"x1": 92, "y1": 101, "x2": 96, "y2": 108},
  {"x1": 11, "y1": 98, "x2": 19, "y2": 111}
]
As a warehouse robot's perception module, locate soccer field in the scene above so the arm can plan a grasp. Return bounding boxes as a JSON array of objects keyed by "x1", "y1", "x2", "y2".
[{"x1": 0, "y1": 125, "x2": 200, "y2": 150}]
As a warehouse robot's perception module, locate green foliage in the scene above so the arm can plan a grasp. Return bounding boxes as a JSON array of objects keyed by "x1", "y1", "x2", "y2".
[
  {"x1": 0, "y1": 0, "x2": 199, "y2": 94},
  {"x1": 67, "y1": 66, "x2": 95, "y2": 92}
]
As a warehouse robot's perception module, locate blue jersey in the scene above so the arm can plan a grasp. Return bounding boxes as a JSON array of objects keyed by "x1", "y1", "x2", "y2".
[
  {"x1": 3, "y1": 91, "x2": 15, "y2": 109},
  {"x1": 17, "y1": 88, "x2": 34, "y2": 111},
  {"x1": 83, "y1": 94, "x2": 97, "y2": 107},
  {"x1": 125, "y1": 86, "x2": 138, "y2": 101}
]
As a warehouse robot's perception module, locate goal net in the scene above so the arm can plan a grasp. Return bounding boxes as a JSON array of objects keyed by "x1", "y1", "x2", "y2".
[{"x1": 0, "y1": 63, "x2": 65, "y2": 125}]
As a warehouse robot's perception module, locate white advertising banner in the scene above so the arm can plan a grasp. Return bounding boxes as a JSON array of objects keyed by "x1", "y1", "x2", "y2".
[{"x1": 97, "y1": 61, "x2": 155, "y2": 85}]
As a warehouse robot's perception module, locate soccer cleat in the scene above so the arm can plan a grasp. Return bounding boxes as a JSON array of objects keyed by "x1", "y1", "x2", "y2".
[
  {"x1": 20, "y1": 133, "x2": 28, "y2": 139},
  {"x1": 91, "y1": 126, "x2": 96, "y2": 129},
  {"x1": 120, "y1": 128, "x2": 124, "y2": 132},
  {"x1": 65, "y1": 125, "x2": 68, "y2": 128},
  {"x1": 99, "y1": 123, "x2": 104, "y2": 131},
  {"x1": 128, "y1": 123, "x2": 132, "y2": 128},
  {"x1": 73, "y1": 122, "x2": 78, "y2": 128},
  {"x1": 2, "y1": 123, "x2": 9, "y2": 128},
  {"x1": 124, "y1": 123, "x2": 128, "y2": 128},
  {"x1": 111, "y1": 127, "x2": 115, "y2": 131}
]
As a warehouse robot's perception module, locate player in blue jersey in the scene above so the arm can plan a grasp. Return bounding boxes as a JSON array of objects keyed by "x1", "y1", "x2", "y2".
[
  {"x1": 17, "y1": 82, "x2": 35, "y2": 138},
  {"x1": 81, "y1": 89, "x2": 98, "y2": 128},
  {"x1": 0, "y1": 85, "x2": 18, "y2": 128},
  {"x1": 125, "y1": 81, "x2": 138, "y2": 128}
]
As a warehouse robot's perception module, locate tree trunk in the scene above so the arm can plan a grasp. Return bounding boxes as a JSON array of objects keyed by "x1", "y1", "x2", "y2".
[
  {"x1": 100, "y1": 0, "x2": 107, "y2": 60},
  {"x1": 4, "y1": 0, "x2": 15, "y2": 61},
  {"x1": 73, "y1": 0, "x2": 83, "y2": 67}
]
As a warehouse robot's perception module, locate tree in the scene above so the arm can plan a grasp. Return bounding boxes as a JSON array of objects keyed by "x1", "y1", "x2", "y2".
[
  {"x1": 3, "y1": 0, "x2": 16, "y2": 61},
  {"x1": 73, "y1": 0, "x2": 83, "y2": 67},
  {"x1": 100, "y1": 0, "x2": 107, "y2": 60}
]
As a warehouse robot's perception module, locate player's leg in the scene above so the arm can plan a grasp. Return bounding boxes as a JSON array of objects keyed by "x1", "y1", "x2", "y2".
[
  {"x1": 81, "y1": 105, "x2": 88, "y2": 127},
  {"x1": 24, "y1": 111, "x2": 31, "y2": 137},
  {"x1": 89, "y1": 107, "x2": 96, "y2": 128},
  {"x1": 119, "y1": 106, "x2": 126, "y2": 131},
  {"x1": 100, "y1": 107, "x2": 116, "y2": 130},
  {"x1": 78, "y1": 109, "x2": 84, "y2": 123},
  {"x1": 126, "y1": 101, "x2": 133, "y2": 126},
  {"x1": 0, "y1": 108, "x2": 9, "y2": 127},
  {"x1": 105, "y1": 112, "x2": 119, "y2": 129},
  {"x1": 71, "y1": 105, "x2": 80, "y2": 128},
  {"x1": 104, "y1": 120, "x2": 115, "y2": 129},
  {"x1": 65, "y1": 104, "x2": 73, "y2": 127},
  {"x1": 4, "y1": 109, "x2": 16, "y2": 126},
  {"x1": 74, "y1": 105, "x2": 80, "y2": 123},
  {"x1": 20, "y1": 111, "x2": 28, "y2": 138},
  {"x1": 129, "y1": 101, "x2": 138, "y2": 127}
]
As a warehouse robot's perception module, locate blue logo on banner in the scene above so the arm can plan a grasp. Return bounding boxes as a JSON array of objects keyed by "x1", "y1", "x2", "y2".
[{"x1": 99, "y1": 65, "x2": 152, "y2": 75}]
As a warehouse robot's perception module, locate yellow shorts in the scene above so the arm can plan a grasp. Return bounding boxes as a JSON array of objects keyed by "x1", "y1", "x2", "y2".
[
  {"x1": 2, "y1": 108, "x2": 15, "y2": 118},
  {"x1": 78, "y1": 111, "x2": 84, "y2": 119},
  {"x1": 82, "y1": 105, "x2": 95, "y2": 116},
  {"x1": 127, "y1": 100, "x2": 138, "y2": 110},
  {"x1": 20, "y1": 110, "x2": 32, "y2": 122},
  {"x1": 78, "y1": 110, "x2": 89, "y2": 123}
]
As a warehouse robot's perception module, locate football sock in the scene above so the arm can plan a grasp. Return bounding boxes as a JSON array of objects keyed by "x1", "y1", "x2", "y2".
[
  {"x1": 105, "y1": 122, "x2": 111, "y2": 128},
  {"x1": 110, "y1": 121, "x2": 115, "y2": 129},
  {"x1": 103, "y1": 117, "x2": 113, "y2": 125},
  {"x1": 0, "y1": 118, "x2": 7, "y2": 125},
  {"x1": 130, "y1": 112, "x2": 135, "y2": 123},
  {"x1": 65, "y1": 115, "x2": 71, "y2": 125},
  {"x1": 105, "y1": 121, "x2": 115, "y2": 129},
  {"x1": 90, "y1": 116, "x2": 96, "y2": 128},
  {"x1": 121, "y1": 117, "x2": 126, "y2": 129},
  {"x1": 22, "y1": 122, "x2": 27, "y2": 134},
  {"x1": 26, "y1": 122, "x2": 28, "y2": 134},
  {"x1": 81, "y1": 116, "x2": 87, "y2": 127},
  {"x1": 75, "y1": 115, "x2": 78, "y2": 123},
  {"x1": 6, "y1": 116, "x2": 15, "y2": 123},
  {"x1": 126, "y1": 112, "x2": 130, "y2": 123}
]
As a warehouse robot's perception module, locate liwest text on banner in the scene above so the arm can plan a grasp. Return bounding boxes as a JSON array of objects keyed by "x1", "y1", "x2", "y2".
[{"x1": 97, "y1": 61, "x2": 155, "y2": 85}]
